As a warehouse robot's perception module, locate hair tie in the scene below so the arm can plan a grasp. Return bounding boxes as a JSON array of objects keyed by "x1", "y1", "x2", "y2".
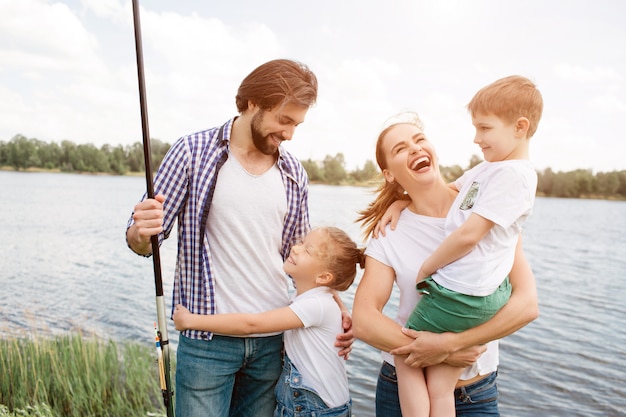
[{"x1": 356, "y1": 248, "x2": 366, "y2": 269}]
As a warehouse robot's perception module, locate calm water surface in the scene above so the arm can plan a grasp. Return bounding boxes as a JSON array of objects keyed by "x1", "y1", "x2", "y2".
[{"x1": 0, "y1": 171, "x2": 625, "y2": 416}]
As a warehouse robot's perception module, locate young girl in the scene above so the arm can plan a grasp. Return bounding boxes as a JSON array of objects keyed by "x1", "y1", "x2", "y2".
[{"x1": 173, "y1": 226, "x2": 364, "y2": 417}]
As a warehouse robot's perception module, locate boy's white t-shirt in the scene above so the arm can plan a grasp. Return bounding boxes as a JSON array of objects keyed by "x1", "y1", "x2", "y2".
[
  {"x1": 286, "y1": 287, "x2": 350, "y2": 408},
  {"x1": 435, "y1": 160, "x2": 537, "y2": 296},
  {"x1": 365, "y1": 210, "x2": 498, "y2": 380}
]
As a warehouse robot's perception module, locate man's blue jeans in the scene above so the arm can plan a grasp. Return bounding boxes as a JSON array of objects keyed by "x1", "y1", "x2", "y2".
[
  {"x1": 176, "y1": 333, "x2": 283, "y2": 417},
  {"x1": 375, "y1": 361, "x2": 500, "y2": 417}
]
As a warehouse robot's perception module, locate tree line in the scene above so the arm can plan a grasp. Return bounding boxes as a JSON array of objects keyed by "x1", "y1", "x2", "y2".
[
  {"x1": 2, "y1": 134, "x2": 626, "y2": 200},
  {"x1": 0, "y1": 134, "x2": 170, "y2": 175}
]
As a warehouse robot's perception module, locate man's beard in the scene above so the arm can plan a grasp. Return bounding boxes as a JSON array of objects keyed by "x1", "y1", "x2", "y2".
[{"x1": 250, "y1": 109, "x2": 281, "y2": 156}]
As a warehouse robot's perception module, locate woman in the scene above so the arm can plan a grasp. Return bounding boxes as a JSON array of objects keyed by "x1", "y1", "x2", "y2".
[{"x1": 352, "y1": 112, "x2": 539, "y2": 416}]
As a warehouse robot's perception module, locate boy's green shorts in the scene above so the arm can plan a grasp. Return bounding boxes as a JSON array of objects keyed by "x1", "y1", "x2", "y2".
[{"x1": 406, "y1": 276, "x2": 511, "y2": 333}]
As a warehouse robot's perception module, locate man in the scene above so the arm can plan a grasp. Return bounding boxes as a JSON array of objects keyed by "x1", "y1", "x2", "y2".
[{"x1": 126, "y1": 59, "x2": 353, "y2": 417}]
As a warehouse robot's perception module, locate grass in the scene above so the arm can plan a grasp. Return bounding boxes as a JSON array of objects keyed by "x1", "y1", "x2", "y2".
[{"x1": 0, "y1": 334, "x2": 173, "y2": 417}]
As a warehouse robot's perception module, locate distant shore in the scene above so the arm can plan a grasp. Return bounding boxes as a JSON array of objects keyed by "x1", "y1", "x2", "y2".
[
  {"x1": 0, "y1": 165, "x2": 144, "y2": 177},
  {"x1": 0, "y1": 166, "x2": 378, "y2": 187},
  {"x1": 2, "y1": 166, "x2": 624, "y2": 201}
]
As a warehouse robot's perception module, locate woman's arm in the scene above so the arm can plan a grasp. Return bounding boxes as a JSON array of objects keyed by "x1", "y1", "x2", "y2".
[
  {"x1": 353, "y1": 256, "x2": 482, "y2": 367},
  {"x1": 461, "y1": 234, "x2": 539, "y2": 340},
  {"x1": 352, "y1": 256, "x2": 416, "y2": 351},
  {"x1": 391, "y1": 235, "x2": 539, "y2": 367},
  {"x1": 352, "y1": 257, "x2": 485, "y2": 367},
  {"x1": 173, "y1": 304, "x2": 303, "y2": 335}
]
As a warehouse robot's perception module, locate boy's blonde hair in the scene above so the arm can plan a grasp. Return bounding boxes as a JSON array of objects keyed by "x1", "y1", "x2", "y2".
[
  {"x1": 317, "y1": 227, "x2": 365, "y2": 292},
  {"x1": 467, "y1": 75, "x2": 543, "y2": 138}
]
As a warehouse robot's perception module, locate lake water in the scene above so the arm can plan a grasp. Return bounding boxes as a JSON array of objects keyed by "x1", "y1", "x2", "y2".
[{"x1": 0, "y1": 171, "x2": 625, "y2": 417}]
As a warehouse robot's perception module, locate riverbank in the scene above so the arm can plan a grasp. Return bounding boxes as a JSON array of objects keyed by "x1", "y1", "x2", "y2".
[{"x1": 0, "y1": 333, "x2": 168, "y2": 417}]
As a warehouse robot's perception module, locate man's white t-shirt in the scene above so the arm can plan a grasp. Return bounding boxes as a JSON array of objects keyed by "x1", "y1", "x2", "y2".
[{"x1": 207, "y1": 155, "x2": 289, "y2": 336}]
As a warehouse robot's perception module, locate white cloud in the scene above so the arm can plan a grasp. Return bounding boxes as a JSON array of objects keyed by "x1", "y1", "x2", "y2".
[
  {"x1": 81, "y1": 0, "x2": 126, "y2": 20},
  {"x1": 588, "y1": 94, "x2": 626, "y2": 115},
  {"x1": 555, "y1": 63, "x2": 622, "y2": 83},
  {"x1": 0, "y1": 0, "x2": 101, "y2": 72}
]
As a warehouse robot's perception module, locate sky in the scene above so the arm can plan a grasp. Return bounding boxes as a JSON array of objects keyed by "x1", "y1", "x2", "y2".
[{"x1": 1, "y1": 0, "x2": 625, "y2": 173}]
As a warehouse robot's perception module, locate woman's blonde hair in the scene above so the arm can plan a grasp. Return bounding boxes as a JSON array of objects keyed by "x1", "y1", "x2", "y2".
[{"x1": 356, "y1": 112, "x2": 423, "y2": 239}]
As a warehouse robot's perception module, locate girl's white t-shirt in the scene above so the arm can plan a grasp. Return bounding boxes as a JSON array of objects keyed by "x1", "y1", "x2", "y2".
[{"x1": 286, "y1": 287, "x2": 350, "y2": 408}]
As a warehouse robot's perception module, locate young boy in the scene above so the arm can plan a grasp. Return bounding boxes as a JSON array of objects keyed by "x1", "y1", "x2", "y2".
[{"x1": 393, "y1": 75, "x2": 543, "y2": 416}]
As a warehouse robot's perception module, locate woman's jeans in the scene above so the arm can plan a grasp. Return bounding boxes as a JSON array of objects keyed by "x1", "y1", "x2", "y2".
[
  {"x1": 375, "y1": 361, "x2": 499, "y2": 417},
  {"x1": 175, "y1": 334, "x2": 283, "y2": 417},
  {"x1": 274, "y1": 354, "x2": 352, "y2": 417}
]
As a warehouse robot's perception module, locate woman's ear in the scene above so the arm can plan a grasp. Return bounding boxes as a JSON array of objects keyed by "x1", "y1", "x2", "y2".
[{"x1": 382, "y1": 169, "x2": 395, "y2": 184}]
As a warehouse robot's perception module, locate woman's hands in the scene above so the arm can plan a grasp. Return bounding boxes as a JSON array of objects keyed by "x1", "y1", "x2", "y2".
[{"x1": 390, "y1": 328, "x2": 486, "y2": 368}]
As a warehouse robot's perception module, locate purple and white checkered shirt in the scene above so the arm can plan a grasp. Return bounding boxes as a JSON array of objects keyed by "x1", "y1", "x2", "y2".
[{"x1": 127, "y1": 118, "x2": 310, "y2": 340}]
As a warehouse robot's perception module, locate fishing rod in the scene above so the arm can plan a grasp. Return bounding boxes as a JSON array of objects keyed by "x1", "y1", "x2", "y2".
[{"x1": 131, "y1": 1, "x2": 174, "y2": 415}]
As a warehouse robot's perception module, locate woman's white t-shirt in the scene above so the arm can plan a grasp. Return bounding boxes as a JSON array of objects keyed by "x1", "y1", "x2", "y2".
[{"x1": 365, "y1": 209, "x2": 499, "y2": 380}]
